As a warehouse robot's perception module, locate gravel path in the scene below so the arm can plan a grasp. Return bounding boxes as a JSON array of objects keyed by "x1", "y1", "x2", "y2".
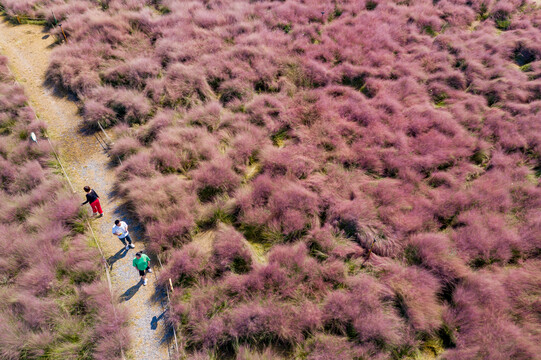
[{"x1": 0, "y1": 18, "x2": 172, "y2": 360}]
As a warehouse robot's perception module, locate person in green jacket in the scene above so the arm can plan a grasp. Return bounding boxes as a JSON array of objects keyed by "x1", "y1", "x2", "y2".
[{"x1": 133, "y1": 252, "x2": 152, "y2": 285}]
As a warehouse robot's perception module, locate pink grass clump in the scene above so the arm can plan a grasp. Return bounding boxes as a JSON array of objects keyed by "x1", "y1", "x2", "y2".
[
  {"x1": 212, "y1": 226, "x2": 252, "y2": 274},
  {"x1": 381, "y1": 263, "x2": 443, "y2": 333},
  {"x1": 192, "y1": 156, "x2": 241, "y2": 202},
  {"x1": 444, "y1": 271, "x2": 541, "y2": 359},
  {"x1": 322, "y1": 274, "x2": 406, "y2": 347}
]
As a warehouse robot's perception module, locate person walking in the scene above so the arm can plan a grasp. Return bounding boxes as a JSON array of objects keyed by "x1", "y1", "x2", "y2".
[
  {"x1": 81, "y1": 186, "x2": 103, "y2": 217},
  {"x1": 112, "y1": 219, "x2": 135, "y2": 250},
  {"x1": 133, "y1": 252, "x2": 152, "y2": 286}
]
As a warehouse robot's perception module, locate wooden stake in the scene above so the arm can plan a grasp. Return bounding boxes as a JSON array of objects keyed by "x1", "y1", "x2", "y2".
[
  {"x1": 362, "y1": 238, "x2": 377, "y2": 265},
  {"x1": 59, "y1": 23, "x2": 67, "y2": 43},
  {"x1": 16, "y1": 15, "x2": 21, "y2": 24}
]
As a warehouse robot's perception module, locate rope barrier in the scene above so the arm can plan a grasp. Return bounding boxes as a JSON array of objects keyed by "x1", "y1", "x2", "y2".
[
  {"x1": 44, "y1": 131, "x2": 76, "y2": 193},
  {"x1": 97, "y1": 120, "x2": 122, "y2": 165},
  {"x1": 98, "y1": 120, "x2": 114, "y2": 146},
  {"x1": 0, "y1": 4, "x2": 49, "y2": 23}
]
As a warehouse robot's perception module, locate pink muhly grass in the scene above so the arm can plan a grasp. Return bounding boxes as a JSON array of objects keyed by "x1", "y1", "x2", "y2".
[
  {"x1": 21, "y1": 0, "x2": 541, "y2": 357},
  {"x1": 120, "y1": 175, "x2": 195, "y2": 250},
  {"x1": 305, "y1": 226, "x2": 361, "y2": 260},
  {"x1": 260, "y1": 145, "x2": 317, "y2": 179},
  {"x1": 136, "y1": 110, "x2": 176, "y2": 144},
  {"x1": 451, "y1": 210, "x2": 520, "y2": 266},
  {"x1": 159, "y1": 243, "x2": 212, "y2": 288},
  {"x1": 16, "y1": 262, "x2": 57, "y2": 296},
  {"x1": 213, "y1": 226, "x2": 252, "y2": 274},
  {"x1": 322, "y1": 274, "x2": 405, "y2": 346},
  {"x1": 406, "y1": 233, "x2": 468, "y2": 282},
  {"x1": 224, "y1": 263, "x2": 289, "y2": 301},
  {"x1": 102, "y1": 57, "x2": 161, "y2": 90},
  {"x1": 227, "y1": 126, "x2": 267, "y2": 165},
  {"x1": 267, "y1": 180, "x2": 319, "y2": 234},
  {"x1": 46, "y1": 43, "x2": 102, "y2": 96},
  {"x1": 109, "y1": 136, "x2": 141, "y2": 161},
  {"x1": 278, "y1": 242, "x2": 345, "y2": 295},
  {"x1": 0, "y1": 157, "x2": 17, "y2": 190},
  {"x1": 226, "y1": 301, "x2": 303, "y2": 344},
  {"x1": 184, "y1": 101, "x2": 225, "y2": 132},
  {"x1": 148, "y1": 63, "x2": 212, "y2": 108},
  {"x1": 381, "y1": 263, "x2": 443, "y2": 333},
  {"x1": 150, "y1": 126, "x2": 219, "y2": 174},
  {"x1": 117, "y1": 151, "x2": 158, "y2": 180},
  {"x1": 82, "y1": 99, "x2": 116, "y2": 128},
  {"x1": 90, "y1": 86, "x2": 151, "y2": 125},
  {"x1": 9, "y1": 160, "x2": 45, "y2": 194},
  {"x1": 245, "y1": 94, "x2": 286, "y2": 128},
  {"x1": 445, "y1": 273, "x2": 540, "y2": 360},
  {"x1": 81, "y1": 282, "x2": 131, "y2": 360},
  {"x1": 192, "y1": 156, "x2": 241, "y2": 202},
  {"x1": 7, "y1": 140, "x2": 50, "y2": 166},
  {"x1": 301, "y1": 334, "x2": 371, "y2": 360}
]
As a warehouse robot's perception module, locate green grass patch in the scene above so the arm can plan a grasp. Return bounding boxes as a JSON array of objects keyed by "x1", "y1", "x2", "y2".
[
  {"x1": 271, "y1": 126, "x2": 290, "y2": 147},
  {"x1": 431, "y1": 91, "x2": 448, "y2": 108},
  {"x1": 18, "y1": 129, "x2": 29, "y2": 140},
  {"x1": 196, "y1": 207, "x2": 235, "y2": 231},
  {"x1": 276, "y1": 23, "x2": 292, "y2": 34},
  {"x1": 520, "y1": 63, "x2": 532, "y2": 72},
  {"x1": 197, "y1": 185, "x2": 224, "y2": 203},
  {"x1": 495, "y1": 19, "x2": 511, "y2": 31},
  {"x1": 0, "y1": 117, "x2": 16, "y2": 135},
  {"x1": 284, "y1": 63, "x2": 312, "y2": 88},
  {"x1": 243, "y1": 162, "x2": 261, "y2": 182},
  {"x1": 240, "y1": 223, "x2": 282, "y2": 245},
  {"x1": 327, "y1": 7, "x2": 343, "y2": 22},
  {"x1": 423, "y1": 25, "x2": 437, "y2": 37},
  {"x1": 477, "y1": 3, "x2": 490, "y2": 21},
  {"x1": 469, "y1": 148, "x2": 490, "y2": 167},
  {"x1": 366, "y1": 0, "x2": 378, "y2": 10}
]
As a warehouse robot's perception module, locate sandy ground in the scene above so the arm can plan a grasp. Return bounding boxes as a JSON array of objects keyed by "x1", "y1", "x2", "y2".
[{"x1": 0, "y1": 18, "x2": 172, "y2": 359}]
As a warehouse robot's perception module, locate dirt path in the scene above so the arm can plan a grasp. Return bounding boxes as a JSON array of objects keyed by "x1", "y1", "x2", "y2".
[{"x1": 0, "y1": 19, "x2": 171, "y2": 360}]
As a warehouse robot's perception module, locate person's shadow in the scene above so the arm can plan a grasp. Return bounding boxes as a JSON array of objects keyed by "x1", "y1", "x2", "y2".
[
  {"x1": 151, "y1": 310, "x2": 166, "y2": 330},
  {"x1": 119, "y1": 281, "x2": 142, "y2": 302},
  {"x1": 107, "y1": 247, "x2": 128, "y2": 269}
]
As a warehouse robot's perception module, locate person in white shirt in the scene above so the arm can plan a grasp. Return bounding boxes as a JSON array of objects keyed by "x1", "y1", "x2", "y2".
[{"x1": 112, "y1": 219, "x2": 135, "y2": 250}]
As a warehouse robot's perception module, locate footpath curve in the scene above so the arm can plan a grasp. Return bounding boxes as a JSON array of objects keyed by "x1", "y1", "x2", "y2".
[{"x1": 0, "y1": 19, "x2": 171, "y2": 359}]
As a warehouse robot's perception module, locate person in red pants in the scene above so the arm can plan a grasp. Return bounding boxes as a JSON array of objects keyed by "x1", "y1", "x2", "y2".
[{"x1": 81, "y1": 186, "x2": 103, "y2": 217}]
